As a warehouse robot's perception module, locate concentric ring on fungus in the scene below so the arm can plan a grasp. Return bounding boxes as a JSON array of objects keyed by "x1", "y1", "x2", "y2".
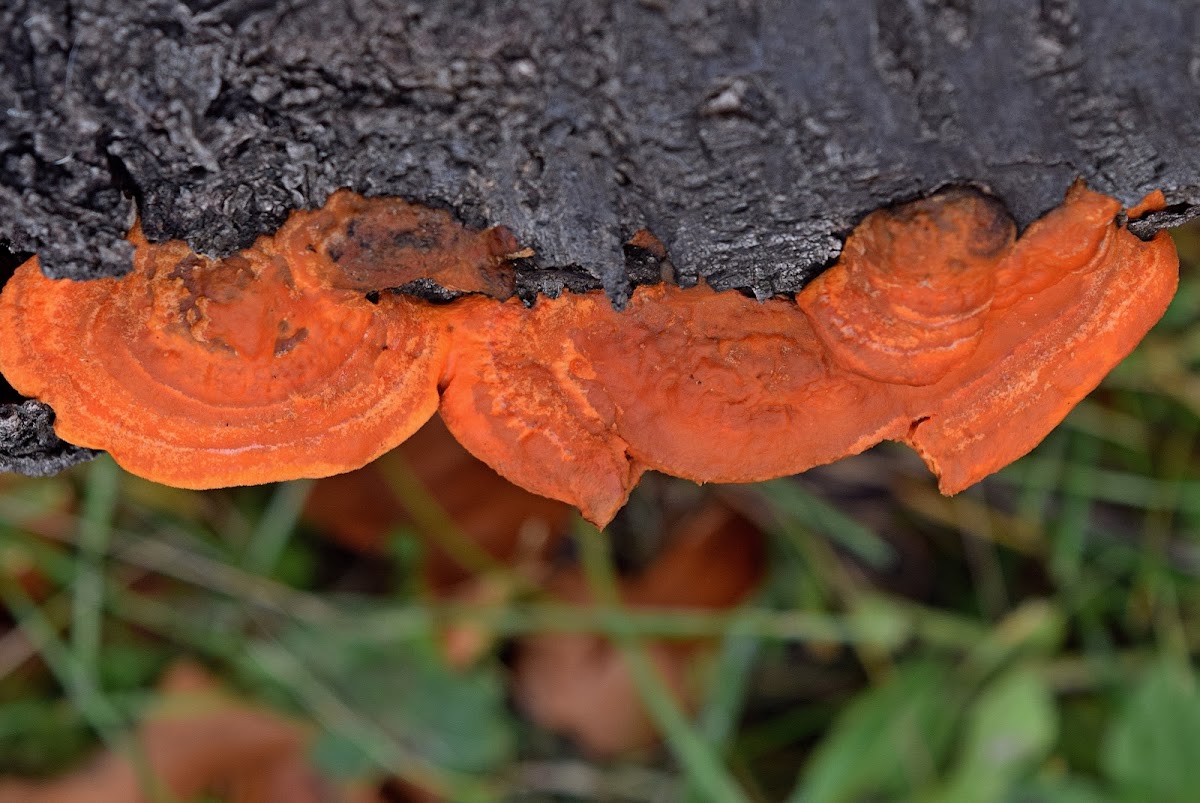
[
  {"x1": 0, "y1": 183, "x2": 1179, "y2": 525},
  {"x1": 0, "y1": 206, "x2": 457, "y2": 489}
]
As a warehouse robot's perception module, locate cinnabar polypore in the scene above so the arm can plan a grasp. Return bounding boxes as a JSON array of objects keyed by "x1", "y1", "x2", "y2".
[
  {"x1": 0, "y1": 205, "x2": 455, "y2": 489},
  {"x1": 0, "y1": 184, "x2": 1179, "y2": 526}
]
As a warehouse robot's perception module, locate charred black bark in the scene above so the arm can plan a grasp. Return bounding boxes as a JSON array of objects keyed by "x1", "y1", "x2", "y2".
[
  {"x1": 2, "y1": 0, "x2": 1199, "y2": 475},
  {"x1": 0, "y1": 401, "x2": 97, "y2": 476}
]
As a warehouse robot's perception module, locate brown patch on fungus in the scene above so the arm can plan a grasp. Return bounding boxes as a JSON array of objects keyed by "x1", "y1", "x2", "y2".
[
  {"x1": 281, "y1": 189, "x2": 519, "y2": 298},
  {"x1": 626, "y1": 228, "x2": 669, "y2": 260},
  {"x1": 0, "y1": 184, "x2": 1178, "y2": 525}
]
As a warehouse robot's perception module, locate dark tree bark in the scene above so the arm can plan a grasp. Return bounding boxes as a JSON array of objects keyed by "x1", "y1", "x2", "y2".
[{"x1": 2, "y1": 0, "x2": 1199, "y2": 475}]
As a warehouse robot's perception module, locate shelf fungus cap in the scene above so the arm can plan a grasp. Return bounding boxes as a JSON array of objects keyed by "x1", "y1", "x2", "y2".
[
  {"x1": 899, "y1": 184, "x2": 1179, "y2": 493},
  {"x1": 801, "y1": 190, "x2": 1012, "y2": 386},
  {"x1": 0, "y1": 226, "x2": 452, "y2": 488},
  {"x1": 439, "y1": 293, "x2": 646, "y2": 527}
]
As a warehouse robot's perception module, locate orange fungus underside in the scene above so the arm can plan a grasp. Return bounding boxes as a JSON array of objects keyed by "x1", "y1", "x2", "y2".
[{"x1": 0, "y1": 184, "x2": 1179, "y2": 526}]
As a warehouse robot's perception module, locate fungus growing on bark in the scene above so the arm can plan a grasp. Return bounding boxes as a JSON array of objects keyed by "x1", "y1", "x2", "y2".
[
  {"x1": 0, "y1": 184, "x2": 1178, "y2": 525},
  {"x1": 895, "y1": 186, "x2": 1178, "y2": 492},
  {"x1": 441, "y1": 184, "x2": 1177, "y2": 522},
  {"x1": 1127, "y1": 189, "x2": 1168, "y2": 220},
  {"x1": 0, "y1": 224, "x2": 452, "y2": 489}
]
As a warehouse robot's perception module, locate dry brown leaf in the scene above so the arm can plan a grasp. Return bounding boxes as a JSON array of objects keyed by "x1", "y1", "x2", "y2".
[
  {"x1": 512, "y1": 504, "x2": 765, "y2": 756},
  {"x1": 0, "y1": 662, "x2": 382, "y2": 803},
  {"x1": 305, "y1": 416, "x2": 570, "y2": 593}
]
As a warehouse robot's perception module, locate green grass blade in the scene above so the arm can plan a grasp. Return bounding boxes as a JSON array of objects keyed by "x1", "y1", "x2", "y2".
[
  {"x1": 0, "y1": 574, "x2": 174, "y2": 803},
  {"x1": 248, "y1": 638, "x2": 497, "y2": 802},
  {"x1": 684, "y1": 631, "x2": 761, "y2": 803},
  {"x1": 70, "y1": 456, "x2": 120, "y2": 703},
  {"x1": 575, "y1": 522, "x2": 750, "y2": 803},
  {"x1": 753, "y1": 479, "x2": 895, "y2": 569},
  {"x1": 240, "y1": 479, "x2": 315, "y2": 577}
]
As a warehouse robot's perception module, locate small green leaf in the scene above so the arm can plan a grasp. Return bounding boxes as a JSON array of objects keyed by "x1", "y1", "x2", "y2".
[
  {"x1": 790, "y1": 660, "x2": 958, "y2": 803},
  {"x1": 848, "y1": 594, "x2": 913, "y2": 652},
  {"x1": 1102, "y1": 660, "x2": 1200, "y2": 803},
  {"x1": 310, "y1": 731, "x2": 375, "y2": 780},
  {"x1": 279, "y1": 616, "x2": 517, "y2": 777},
  {"x1": 1016, "y1": 776, "x2": 1114, "y2": 803},
  {"x1": 97, "y1": 640, "x2": 171, "y2": 694},
  {"x1": 931, "y1": 664, "x2": 1057, "y2": 803},
  {"x1": 0, "y1": 699, "x2": 95, "y2": 777}
]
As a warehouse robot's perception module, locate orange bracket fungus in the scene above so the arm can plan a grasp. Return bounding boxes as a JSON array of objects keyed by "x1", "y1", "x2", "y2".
[
  {"x1": 0, "y1": 184, "x2": 1178, "y2": 526},
  {"x1": 0, "y1": 197, "x2": 457, "y2": 489}
]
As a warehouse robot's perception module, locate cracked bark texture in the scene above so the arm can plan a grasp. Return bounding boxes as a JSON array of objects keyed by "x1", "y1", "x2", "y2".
[{"x1": 1, "y1": 0, "x2": 1199, "y2": 476}]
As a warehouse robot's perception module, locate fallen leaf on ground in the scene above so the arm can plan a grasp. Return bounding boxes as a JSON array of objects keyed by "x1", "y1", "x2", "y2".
[
  {"x1": 305, "y1": 416, "x2": 569, "y2": 591},
  {"x1": 512, "y1": 503, "x2": 766, "y2": 756},
  {"x1": 0, "y1": 662, "x2": 382, "y2": 803}
]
